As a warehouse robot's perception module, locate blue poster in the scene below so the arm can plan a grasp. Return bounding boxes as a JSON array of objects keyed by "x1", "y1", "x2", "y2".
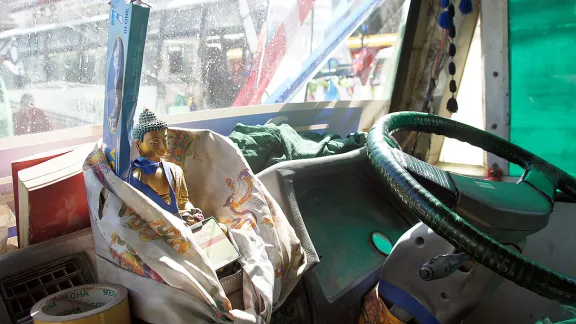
[{"x1": 102, "y1": 2, "x2": 149, "y2": 181}]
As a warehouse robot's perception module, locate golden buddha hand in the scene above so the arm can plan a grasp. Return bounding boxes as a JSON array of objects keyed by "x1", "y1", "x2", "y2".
[{"x1": 181, "y1": 207, "x2": 204, "y2": 225}]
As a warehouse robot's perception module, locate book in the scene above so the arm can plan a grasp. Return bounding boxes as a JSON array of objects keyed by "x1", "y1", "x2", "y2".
[
  {"x1": 102, "y1": 1, "x2": 150, "y2": 181},
  {"x1": 11, "y1": 145, "x2": 81, "y2": 238},
  {"x1": 17, "y1": 144, "x2": 94, "y2": 248},
  {"x1": 191, "y1": 217, "x2": 240, "y2": 272}
]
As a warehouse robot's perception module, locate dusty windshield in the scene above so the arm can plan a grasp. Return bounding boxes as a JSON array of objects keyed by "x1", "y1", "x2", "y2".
[{"x1": 0, "y1": 0, "x2": 409, "y2": 138}]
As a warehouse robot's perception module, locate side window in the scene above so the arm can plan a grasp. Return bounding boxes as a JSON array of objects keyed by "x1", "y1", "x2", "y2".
[
  {"x1": 372, "y1": 58, "x2": 386, "y2": 85},
  {"x1": 168, "y1": 46, "x2": 184, "y2": 75},
  {"x1": 0, "y1": 0, "x2": 411, "y2": 137},
  {"x1": 80, "y1": 54, "x2": 96, "y2": 84}
]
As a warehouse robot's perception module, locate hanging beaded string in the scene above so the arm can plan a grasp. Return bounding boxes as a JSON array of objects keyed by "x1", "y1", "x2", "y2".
[
  {"x1": 404, "y1": 0, "x2": 473, "y2": 153},
  {"x1": 438, "y1": 0, "x2": 473, "y2": 114}
]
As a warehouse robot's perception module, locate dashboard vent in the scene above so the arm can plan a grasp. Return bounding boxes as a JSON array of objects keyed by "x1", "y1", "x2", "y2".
[{"x1": 0, "y1": 253, "x2": 95, "y2": 324}]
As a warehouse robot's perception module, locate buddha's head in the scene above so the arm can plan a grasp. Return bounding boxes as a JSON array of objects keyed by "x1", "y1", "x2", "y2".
[{"x1": 132, "y1": 108, "x2": 168, "y2": 162}]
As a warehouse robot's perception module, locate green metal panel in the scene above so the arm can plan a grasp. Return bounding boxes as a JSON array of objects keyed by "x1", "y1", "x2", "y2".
[
  {"x1": 509, "y1": 0, "x2": 576, "y2": 176},
  {"x1": 295, "y1": 174, "x2": 409, "y2": 301}
]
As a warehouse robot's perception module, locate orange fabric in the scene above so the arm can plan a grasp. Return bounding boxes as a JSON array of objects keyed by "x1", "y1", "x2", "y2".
[{"x1": 360, "y1": 284, "x2": 405, "y2": 324}]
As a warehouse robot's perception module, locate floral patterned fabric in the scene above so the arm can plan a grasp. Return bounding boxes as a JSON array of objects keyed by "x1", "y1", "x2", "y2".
[{"x1": 83, "y1": 128, "x2": 307, "y2": 323}]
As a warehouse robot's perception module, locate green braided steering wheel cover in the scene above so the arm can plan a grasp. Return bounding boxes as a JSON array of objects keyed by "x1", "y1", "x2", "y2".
[{"x1": 367, "y1": 111, "x2": 576, "y2": 305}]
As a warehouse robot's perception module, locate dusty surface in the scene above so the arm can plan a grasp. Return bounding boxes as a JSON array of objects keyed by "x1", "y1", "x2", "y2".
[{"x1": 0, "y1": 193, "x2": 18, "y2": 250}]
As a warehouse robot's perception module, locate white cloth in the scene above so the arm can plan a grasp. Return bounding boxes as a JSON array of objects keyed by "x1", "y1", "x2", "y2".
[{"x1": 83, "y1": 129, "x2": 306, "y2": 323}]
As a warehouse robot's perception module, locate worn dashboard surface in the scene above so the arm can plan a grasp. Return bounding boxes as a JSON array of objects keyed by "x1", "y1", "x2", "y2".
[
  {"x1": 259, "y1": 148, "x2": 415, "y2": 323},
  {"x1": 1, "y1": 148, "x2": 575, "y2": 323}
]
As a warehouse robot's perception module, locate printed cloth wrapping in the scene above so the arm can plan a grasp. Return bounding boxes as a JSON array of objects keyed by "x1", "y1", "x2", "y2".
[{"x1": 83, "y1": 128, "x2": 307, "y2": 323}]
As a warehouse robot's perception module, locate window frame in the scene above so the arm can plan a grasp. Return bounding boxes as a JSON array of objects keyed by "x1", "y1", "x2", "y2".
[
  {"x1": 0, "y1": 100, "x2": 388, "y2": 182},
  {"x1": 481, "y1": 0, "x2": 510, "y2": 175},
  {"x1": 0, "y1": 0, "x2": 414, "y2": 189}
]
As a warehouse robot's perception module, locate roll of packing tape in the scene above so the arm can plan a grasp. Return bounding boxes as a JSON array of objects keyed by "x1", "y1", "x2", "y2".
[{"x1": 31, "y1": 283, "x2": 130, "y2": 324}]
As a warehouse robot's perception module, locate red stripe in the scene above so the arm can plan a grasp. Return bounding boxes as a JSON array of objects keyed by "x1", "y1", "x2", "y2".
[
  {"x1": 233, "y1": 0, "x2": 316, "y2": 106},
  {"x1": 233, "y1": 71, "x2": 258, "y2": 106},
  {"x1": 247, "y1": 24, "x2": 287, "y2": 105},
  {"x1": 299, "y1": 0, "x2": 315, "y2": 23},
  {"x1": 200, "y1": 233, "x2": 228, "y2": 249},
  {"x1": 232, "y1": 26, "x2": 268, "y2": 106}
]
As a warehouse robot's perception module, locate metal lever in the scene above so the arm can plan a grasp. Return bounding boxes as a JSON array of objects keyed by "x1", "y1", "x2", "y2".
[{"x1": 419, "y1": 253, "x2": 471, "y2": 281}]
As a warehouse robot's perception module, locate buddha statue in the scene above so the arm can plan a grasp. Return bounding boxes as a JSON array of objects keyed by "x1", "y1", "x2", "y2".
[{"x1": 131, "y1": 108, "x2": 204, "y2": 225}]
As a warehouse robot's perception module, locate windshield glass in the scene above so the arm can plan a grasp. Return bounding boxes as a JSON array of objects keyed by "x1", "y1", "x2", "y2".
[{"x1": 0, "y1": 0, "x2": 410, "y2": 138}]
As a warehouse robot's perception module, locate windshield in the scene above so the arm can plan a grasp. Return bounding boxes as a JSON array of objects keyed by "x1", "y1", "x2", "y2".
[{"x1": 0, "y1": 0, "x2": 410, "y2": 138}]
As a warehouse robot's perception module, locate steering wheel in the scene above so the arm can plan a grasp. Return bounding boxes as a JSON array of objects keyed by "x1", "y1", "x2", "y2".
[{"x1": 367, "y1": 112, "x2": 576, "y2": 305}]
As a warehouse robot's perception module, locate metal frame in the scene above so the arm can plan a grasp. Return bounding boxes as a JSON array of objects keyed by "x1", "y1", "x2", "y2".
[
  {"x1": 481, "y1": 0, "x2": 510, "y2": 175},
  {"x1": 388, "y1": 0, "x2": 423, "y2": 114}
]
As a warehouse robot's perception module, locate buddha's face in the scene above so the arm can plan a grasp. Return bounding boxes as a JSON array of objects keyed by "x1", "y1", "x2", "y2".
[{"x1": 136, "y1": 129, "x2": 168, "y2": 162}]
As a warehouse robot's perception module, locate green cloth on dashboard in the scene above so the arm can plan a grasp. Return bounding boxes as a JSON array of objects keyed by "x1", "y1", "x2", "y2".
[{"x1": 228, "y1": 123, "x2": 366, "y2": 174}]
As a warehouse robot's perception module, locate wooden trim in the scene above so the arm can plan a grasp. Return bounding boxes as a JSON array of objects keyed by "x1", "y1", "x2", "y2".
[{"x1": 389, "y1": 0, "x2": 430, "y2": 114}]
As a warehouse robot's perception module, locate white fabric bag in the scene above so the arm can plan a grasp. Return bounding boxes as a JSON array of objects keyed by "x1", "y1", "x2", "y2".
[{"x1": 83, "y1": 128, "x2": 307, "y2": 323}]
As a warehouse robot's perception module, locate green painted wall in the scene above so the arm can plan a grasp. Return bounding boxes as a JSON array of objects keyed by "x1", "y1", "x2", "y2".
[{"x1": 509, "y1": 0, "x2": 576, "y2": 176}]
